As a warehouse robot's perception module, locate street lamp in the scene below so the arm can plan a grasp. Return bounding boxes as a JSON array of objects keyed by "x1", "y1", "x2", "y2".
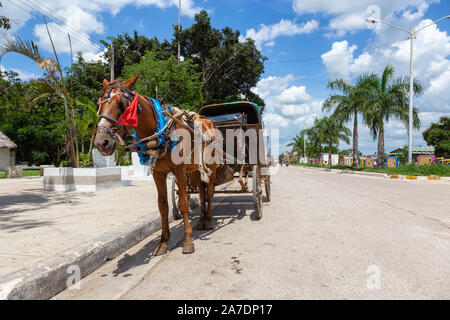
[{"x1": 366, "y1": 15, "x2": 450, "y2": 164}]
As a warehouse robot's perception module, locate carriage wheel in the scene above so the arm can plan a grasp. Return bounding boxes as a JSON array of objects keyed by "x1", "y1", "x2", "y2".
[
  {"x1": 171, "y1": 176, "x2": 182, "y2": 220},
  {"x1": 264, "y1": 177, "x2": 271, "y2": 202},
  {"x1": 252, "y1": 166, "x2": 263, "y2": 219},
  {"x1": 171, "y1": 176, "x2": 192, "y2": 220}
]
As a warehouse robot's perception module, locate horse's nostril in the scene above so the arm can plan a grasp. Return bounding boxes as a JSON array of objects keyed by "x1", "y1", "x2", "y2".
[{"x1": 103, "y1": 140, "x2": 109, "y2": 148}]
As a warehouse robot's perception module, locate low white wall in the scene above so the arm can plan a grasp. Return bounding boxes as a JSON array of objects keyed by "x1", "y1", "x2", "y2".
[{"x1": 43, "y1": 167, "x2": 128, "y2": 191}]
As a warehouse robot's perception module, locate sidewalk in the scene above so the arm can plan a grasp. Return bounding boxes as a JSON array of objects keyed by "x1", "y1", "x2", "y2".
[{"x1": 0, "y1": 176, "x2": 175, "y2": 299}]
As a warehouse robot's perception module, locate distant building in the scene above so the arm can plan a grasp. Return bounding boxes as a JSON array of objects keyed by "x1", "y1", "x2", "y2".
[
  {"x1": 389, "y1": 146, "x2": 435, "y2": 162},
  {"x1": 0, "y1": 131, "x2": 17, "y2": 171},
  {"x1": 321, "y1": 153, "x2": 339, "y2": 166}
]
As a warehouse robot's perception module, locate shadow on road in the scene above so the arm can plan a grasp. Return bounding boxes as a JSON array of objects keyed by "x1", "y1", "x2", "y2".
[
  {"x1": 112, "y1": 194, "x2": 257, "y2": 277},
  {"x1": 0, "y1": 192, "x2": 82, "y2": 232}
]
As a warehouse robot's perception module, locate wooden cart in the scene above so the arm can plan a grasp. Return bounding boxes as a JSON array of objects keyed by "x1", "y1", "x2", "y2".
[{"x1": 172, "y1": 101, "x2": 271, "y2": 220}]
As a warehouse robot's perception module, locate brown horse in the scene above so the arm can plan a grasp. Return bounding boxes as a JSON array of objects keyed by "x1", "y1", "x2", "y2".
[{"x1": 94, "y1": 74, "x2": 217, "y2": 255}]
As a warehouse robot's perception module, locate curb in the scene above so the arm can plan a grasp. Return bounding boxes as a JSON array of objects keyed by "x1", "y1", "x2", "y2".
[
  {"x1": 296, "y1": 165, "x2": 449, "y2": 182},
  {"x1": 0, "y1": 211, "x2": 173, "y2": 300}
]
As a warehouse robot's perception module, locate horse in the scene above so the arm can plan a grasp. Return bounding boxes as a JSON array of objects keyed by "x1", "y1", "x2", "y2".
[{"x1": 94, "y1": 74, "x2": 218, "y2": 255}]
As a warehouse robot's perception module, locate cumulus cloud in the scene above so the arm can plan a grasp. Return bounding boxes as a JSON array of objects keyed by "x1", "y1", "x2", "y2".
[
  {"x1": 292, "y1": 0, "x2": 436, "y2": 37},
  {"x1": 1, "y1": 64, "x2": 40, "y2": 81},
  {"x1": 2, "y1": 0, "x2": 203, "y2": 59},
  {"x1": 253, "y1": 75, "x2": 324, "y2": 152},
  {"x1": 241, "y1": 19, "x2": 318, "y2": 50}
]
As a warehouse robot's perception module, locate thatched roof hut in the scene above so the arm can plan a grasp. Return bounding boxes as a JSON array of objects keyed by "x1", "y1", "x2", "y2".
[{"x1": 0, "y1": 131, "x2": 17, "y2": 149}]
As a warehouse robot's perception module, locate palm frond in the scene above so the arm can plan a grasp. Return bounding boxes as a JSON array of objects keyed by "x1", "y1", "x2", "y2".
[{"x1": 0, "y1": 36, "x2": 44, "y2": 62}]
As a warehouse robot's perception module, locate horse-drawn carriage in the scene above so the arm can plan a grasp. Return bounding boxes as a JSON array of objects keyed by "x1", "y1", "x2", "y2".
[{"x1": 172, "y1": 101, "x2": 271, "y2": 220}]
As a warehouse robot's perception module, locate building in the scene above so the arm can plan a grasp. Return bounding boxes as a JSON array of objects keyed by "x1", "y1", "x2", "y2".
[
  {"x1": 0, "y1": 131, "x2": 17, "y2": 171},
  {"x1": 388, "y1": 146, "x2": 435, "y2": 163},
  {"x1": 321, "y1": 153, "x2": 339, "y2": 166}
]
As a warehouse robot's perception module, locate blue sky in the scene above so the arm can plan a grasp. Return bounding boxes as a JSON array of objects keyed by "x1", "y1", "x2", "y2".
[{"x1": 1, "y1": 0, "x2": 449, "y2": 155}]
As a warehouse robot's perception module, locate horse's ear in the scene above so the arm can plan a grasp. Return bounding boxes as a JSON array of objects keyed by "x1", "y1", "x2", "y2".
[
  {"x1": 102, "y1": 79, "x2": 110, "y2": 89},
  {"x1": 123, "y1": 73, "x2": 140, "y2": 89}
]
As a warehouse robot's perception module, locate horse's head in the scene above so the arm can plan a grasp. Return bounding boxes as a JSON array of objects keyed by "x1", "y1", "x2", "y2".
[{"x1": 94, "y1": 74, "x2": 140, "y2": 156}]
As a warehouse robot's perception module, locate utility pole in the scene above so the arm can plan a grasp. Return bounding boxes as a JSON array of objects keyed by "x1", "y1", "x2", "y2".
[
  {"x1": 178, "y1": 0, "x2": 181, "y2": 62},
  {"x1": 304, "y1": 134, "x2": 306, "y2": 163},
  {"x1": 408, "y1": 28, "x2": 414, "y2": 164},
  {"x1": 110, "y1": 43, "x2": 115, "y2": 82}
]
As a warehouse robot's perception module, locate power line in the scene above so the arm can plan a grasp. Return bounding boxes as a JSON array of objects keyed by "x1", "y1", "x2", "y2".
[
  {"x1": 6, "y1": 0, "x2": 100, "y2": 51},
  {"x1": 27, "y1": 0, "x2": 103, "y2": 46},
  {"x1": 16, "y1": 0, "x2": 100, "y2": 50}
]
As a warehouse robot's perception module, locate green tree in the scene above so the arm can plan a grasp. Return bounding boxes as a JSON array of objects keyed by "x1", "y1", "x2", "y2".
[
  {"x1": 302, "y1": 118, "x2": 327, "y2": 160},
  {"x1": 122, "y1": 50, "x2": 203, "y2": 110},
  {"x1": 322, "y1": 74, "x2": 374, "y2": 168},
  {"x1": 320, "y1": 116, "x2": 351, "y2": 166},
  {"x1": 287, "y1": 134, "x2": 305, "y2": 154},
  {"x1": 75, "y1": 96, "x2": 98, "y2": 154},
  {"x1": 0, "y1": 70, "x2": 66, "y2": 165},
  {"x1": 175, "y1": 10, "x2": 266, "y2": 108},
  {"x1": 363, "y1": 65, "x2": 422, "y2": 168},
  {"x1": 0, "y1": 2, "x2": 11, "y2": 31},
  {"x1": 65, "y1": 53, "x2": 109, "y2": 102},
  {"x1": 101, "y1": 31, "x2": 170, "y2": 79},
  {"x1": 423, "y1": 117, "x2": 450, "y2": 158}
]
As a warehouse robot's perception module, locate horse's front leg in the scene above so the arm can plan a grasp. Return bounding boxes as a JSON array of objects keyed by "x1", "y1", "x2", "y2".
[
  {"x1": 152, "y1": 170, "x2": 170, "y2": 256},
  {"x1": 174, "y1": 168, "x2": 195, "y2": 254}
]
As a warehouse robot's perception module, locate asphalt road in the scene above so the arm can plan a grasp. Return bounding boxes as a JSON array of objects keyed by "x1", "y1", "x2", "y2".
[{"x1": 54, "y1": 166, "x2": 450, "y2": 299}]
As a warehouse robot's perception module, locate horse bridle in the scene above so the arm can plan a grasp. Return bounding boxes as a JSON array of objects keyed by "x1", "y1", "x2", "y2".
[{"x1": 97, "y1": 83, "x2": 136, "y2": 143}]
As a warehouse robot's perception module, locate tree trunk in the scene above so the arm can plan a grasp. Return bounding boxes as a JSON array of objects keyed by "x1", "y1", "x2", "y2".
[
  {"x1": 328, "y1": 140, "x2": 332, "y2": 166},
  {"x1": 318, "y1": 144, "x2": 322, "y2": 165},
  {"x1": 377, "y1": 119, "x2": 385, "y2": 168},
  {"x1": 352, "y1": 111, "x2": 359, "y2": 168}
]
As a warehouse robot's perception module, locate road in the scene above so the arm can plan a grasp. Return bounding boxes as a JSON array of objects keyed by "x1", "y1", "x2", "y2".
[{"x1": 54, "y1": 166, "x2": 450, "y2": 299}]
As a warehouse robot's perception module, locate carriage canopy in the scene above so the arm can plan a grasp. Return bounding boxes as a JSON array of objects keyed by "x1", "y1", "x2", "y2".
[{"x1": 199, "y1": 101, "x2": 262, "y2": 125}]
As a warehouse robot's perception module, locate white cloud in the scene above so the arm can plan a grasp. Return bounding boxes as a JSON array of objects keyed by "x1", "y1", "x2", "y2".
[
  {"x1": 2, "y1": 0, "x2": 203, "y2": 59},
  {"x1": 241, "y1": 19, "x2": 318, "y2": 50},
  {"x1": 253, "y1": 74, "x2": 324, "y2": 152},
  {"x1": 320, "y1": 40, "x2": 357, "y2": 79},
  {"x1": 1, "y1": 64, "x2": 40, "y2": 80},
  {"x1": 277, "y1": 85, "x2": 312, "y2": 105},
  {"x1": 292, "y1": 0, "x2": 437, "y2": 37}
]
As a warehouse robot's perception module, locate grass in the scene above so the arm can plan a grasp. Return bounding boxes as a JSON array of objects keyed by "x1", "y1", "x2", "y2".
[
  {"x1": 295, "y1": 163, "x2": 450, "y2": 177},
  {"x1": 0, "y1": 169, "x2": 40, "y2": 179}
]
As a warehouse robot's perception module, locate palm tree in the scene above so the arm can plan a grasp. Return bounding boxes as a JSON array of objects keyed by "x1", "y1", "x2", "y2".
[
  {"x1": 75, "y1": 97, "x2": 98, "y2": 154},
  {"x1": 321, "y1": 116, "x2": 351, "y2": 166},
  {"x1": 322, "y1": 74, "x2": 374, "y2": 168},
  {"x1": 363, "y1": 65, "x2": 422, "y2": 168},
  {"x1": 287, "y1": 134, "x2": 305, "y2": 159},
  {"x1": 302, "y1": 118, "x2": 326, "y2": 162}
]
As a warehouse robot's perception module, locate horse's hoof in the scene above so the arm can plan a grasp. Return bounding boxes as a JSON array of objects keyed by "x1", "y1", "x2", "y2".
[
  {"x1": 182, "y1": 244, "x2": 195, "y2": 254},
  {"x1": 152, "y1": 245, "x2": 168, "y2": 256},
  {"x1": 204, "y1": 222, "x2": 213, "y2": 230},
  {"x1": 197, "y1": 221, "x2": 205, "y2": 230}
]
